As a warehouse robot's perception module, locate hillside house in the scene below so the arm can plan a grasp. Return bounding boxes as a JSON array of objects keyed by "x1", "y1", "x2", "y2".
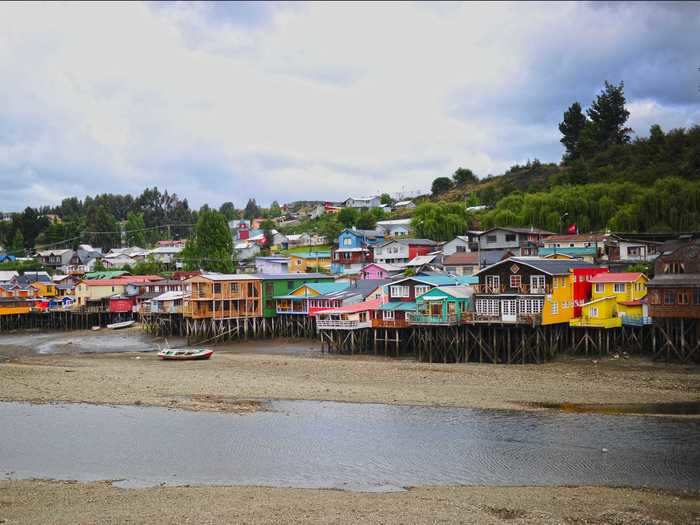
[
  {"x1": 288, "y1": 251, "x2": 331, "y2": 273},
  {"x1": 372, "y1": 239, "x2": 438, "y2": 265},
  {"x1": 442, "y1": 250, "x2": 514, "y2": 276},
  {"x1": 393, "y1": 200, "x2": 416, "y2": 210},
  {"x1": 331, "y1": 229, "x2": 384, "y2": 274},
  {"x1": 286, "y1": 233, "x2": 312, "y2": 247},
  {"x1": 360, "y1": 262, "x2": 405, "y2": 280},
  {"x1": 344, "y1": 196, "x2": 381, "y2": 208},
  {"x1": 376, "y1": 219, "x2": 412, "y2": 238},
  {"x1": 442, "y1": 233, "x2": 482, "y2": 255},
  {"x1": 36, "y1": 249, "x2": 73, "y2": 271},
  {"x1": 255, "y1": 256, "x2": 290, "y2": 275},
  {"x1": 605, "y1": 234, "x2": 661, "y2": 268},
  {"x1": 478, "y1": 227, "x2": 554, "y2": 256},
  {"x1": 539, "y1": 234, "x2": 606, "y2": 263}
]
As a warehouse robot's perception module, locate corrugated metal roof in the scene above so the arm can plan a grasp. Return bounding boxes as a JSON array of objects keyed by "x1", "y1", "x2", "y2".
[
  {"x1": 589, "y1": 272, "x2": 645, "y2": 283},
  {"x1": 379, "y1": 301, "x2": 417, "y2": 311},
  {"x1": 475, "y1": 257, "x2": 596, "y2": 276}
]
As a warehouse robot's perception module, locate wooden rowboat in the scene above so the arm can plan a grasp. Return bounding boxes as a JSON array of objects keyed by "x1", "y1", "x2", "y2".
[
  {"x1": 158, "y1": 348, "x2": 213, "y2": 361},
  {"x1": 106, "y1": 320, "x2": 135, "y2": 330}
]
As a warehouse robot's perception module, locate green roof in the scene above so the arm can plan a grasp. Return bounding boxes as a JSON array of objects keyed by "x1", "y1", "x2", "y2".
[
  {"x1": 291, "y1": 252, "x2": 331, "y2": 259},
  {"x1": 379, "y1": 301, "x2": 417, "y2": 311}
]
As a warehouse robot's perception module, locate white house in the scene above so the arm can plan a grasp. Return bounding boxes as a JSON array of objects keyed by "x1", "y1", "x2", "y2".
[
  {"x1": 344, "y1": 196, "x2": 382, "y2": 208},
  {"x1": 255, "y1": 256, "x2": 290, "y2": 274},
  {"x1": 376, "y1": 219, "x2": 412, "y2": 238},
  {"x1": 148, "y1": 246, "x2": 183, "y2": 265},
  {"x1": 393, "y1": 200, "x2": 416, "y2": 210},
  {"x1": 286, "y1": 233, "x2": 312, "y2": 247},
  {"x1": 234, "y1": 240, "x2": 261, "y2": 261},
  {"x1": 443, "y1": 236, "x2": 471, "y2": 256}
]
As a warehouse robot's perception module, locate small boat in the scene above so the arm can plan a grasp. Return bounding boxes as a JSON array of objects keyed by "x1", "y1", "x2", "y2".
[
  {"x1": 106, "y1": 320, "x2": 136, "y2": 330},
  {"x1": 91, "y1": 326, "x2": 101, "y2": 331},
  {"x1": 158, "y1": 348, "x2": 213, "y2": 361}
]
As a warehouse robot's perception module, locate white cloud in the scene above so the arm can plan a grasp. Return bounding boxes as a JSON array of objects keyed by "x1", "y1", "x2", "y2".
[{"x1": 0, "y1": 1, "x2": 697, "y2": 210}]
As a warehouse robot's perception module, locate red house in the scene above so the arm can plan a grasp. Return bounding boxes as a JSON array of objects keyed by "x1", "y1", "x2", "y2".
[
  {"x1": 109, "y1": 296, "x2": 136, "y2": 313},
  {"x1": 572, "y1": 267, "x2": 609, "y2": 317}
]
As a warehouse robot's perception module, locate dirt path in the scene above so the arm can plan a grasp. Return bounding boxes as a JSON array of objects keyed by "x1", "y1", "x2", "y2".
[{"x1": 1, "y1": 480, "x2": 697, "y2": 524}]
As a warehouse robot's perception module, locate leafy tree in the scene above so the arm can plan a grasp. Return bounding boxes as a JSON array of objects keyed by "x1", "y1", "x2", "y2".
[
  {"x1": 356, "y1": 210, "x2": 377, "y2": 230},
  {"x1": 559, "y1": 102, "x2": 588, "y2": 162},
  {"x1": 261, "y1": 219, "x2": 276, "y2": 253},
  {"x1": 125, "y1": 212, "x2": 147, "y2": 247},
  {"x1": 319, "y1": 216, "x2": 343, "y2": 244},
  {"x1": 10, "y1": 230, "x2": 25, "y2": 254},
  {"x1": 181, "y1": 209, "x2": 234, "y2": 273},
  {"x1": 380, "y1": 193, "x2": 393, "y2": 205},
  {"x1": 219, "y1": 202, "x2": 238, "y2": 221},
  {"x1": 452, "y1": 168, "x2": 478, "y2": 185},
  {"x1": 411, "y1": 202, "x2": 470, "y2": 241},
  {"x1": 269, "y1": 201, "x2": 282, "y2": 218},
  {"x1": 243, "y1": 198, "x2": 260, "y2": 220},
  {"x1": 85, "y1": 205, "x2": 119, "y2": 250},
  {"x1": 431, "y1": 177, "x2": 454, "y2": 197},
  {"x1": 587, "y1": 80, "x2": 632, "y2": 149},
  {"x1": 337, "y1": 207, "x2": 359, "y2": 228}
]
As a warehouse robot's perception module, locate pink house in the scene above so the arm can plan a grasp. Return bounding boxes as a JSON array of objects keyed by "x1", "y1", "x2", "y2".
[{"x1": 360, "y1": 262, "x2": 405, "y2": 280}]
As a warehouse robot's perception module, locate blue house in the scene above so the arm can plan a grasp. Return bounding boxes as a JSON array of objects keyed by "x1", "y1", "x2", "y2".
[{"x1": 331, "y1": 228, "x2": 385, "y2": 274}]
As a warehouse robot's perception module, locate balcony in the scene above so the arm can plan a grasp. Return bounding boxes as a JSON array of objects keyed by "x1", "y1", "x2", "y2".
[
  {"x1": 407, "y1": 313, "x2": 459, "y2": 326},
  {"x1": 372, "y1": 319, "x2": 410, "y2": 328},
  {"x1": 621, "y1": 315, "x2": 652, "y2": 327},
  {"x1": 569, "y1": 316, "x2": 621, "y2": 329},
  {"x1": 462, "y1": 312, "x2": 542, "y2": 325},
  {"x1": 276, "y1": 301, "x2": 308, "y2": 315},
  {"x1": 316, "y1": 319, "x2": 371, "y2": 330}
]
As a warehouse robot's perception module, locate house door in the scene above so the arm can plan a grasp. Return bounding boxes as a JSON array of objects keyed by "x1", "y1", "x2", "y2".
[{"x1": 502, "y1": 299, "x2": 517, "y2": 322}]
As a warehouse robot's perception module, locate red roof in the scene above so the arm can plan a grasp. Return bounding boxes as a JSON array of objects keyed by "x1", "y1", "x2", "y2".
[
  {"x1": 81, "y1": 275, "x2": 163, "y2": 286},
  {"x1": 315, "y1": 298, "x2": 382, "y2": 315},
  {"x1": 588, "y1": 272, "x2": 645, "y2": 283}
]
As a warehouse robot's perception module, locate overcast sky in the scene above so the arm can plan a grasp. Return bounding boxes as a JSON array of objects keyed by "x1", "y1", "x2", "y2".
[{"x1": 0, "y1": 1, "x2": 698, "y2": 211}]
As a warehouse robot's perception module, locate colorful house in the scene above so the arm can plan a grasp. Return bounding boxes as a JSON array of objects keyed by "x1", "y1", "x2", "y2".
[
  {"x1": 331, "y1": 229, "x2": 384, "y2": 274},
  {"x1": 307, "y1": 279, "x2": 389, "y2": 315},
  {"x1": 0, "y1": 298, "x2": 35, "y2": 315},
  {"x1": 315, "y1": 299, "x2": 383, "y2": 330},
  {"x1": 570, "y1": 272, "x2": 648, "y2": 328},
  {"x1": 30, "y1": 281, "x2": 58, "y2": 298},
  {"x1": 359, "y1": 262, "x2": 404, "y2": 280},
  {"x1": 372, "y1": 239, "x2": 438, "y2": 265},
  {"x1": 410, "y1": 286, "x2": 473, "y2": 325},
  {"x1": 258, "y1": 273, "x2": 334, "y2": 318},
  {"x1": 185, "y1": 274, "x2": 263, "y2": 319},
  {"x1": 539, "y1": 234, "x2": 607, "y2": 263},
  {"x1": 288, "y1": 252, "x2": 331, "y2": 273},
  {"x1": 275, "y1": 282, "x2": 349, "y2": 315}
]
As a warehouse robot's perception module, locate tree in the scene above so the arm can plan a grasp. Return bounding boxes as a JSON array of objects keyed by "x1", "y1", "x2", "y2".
[
  {"x1": 380, "y1": 193, "x2": 393, "y2": 205},
  {"x1": 337, "y1": 207, "x2": 359, "y2": 228},
  {"x1": 452, "y1": 168, "x2": 478, "y2": 185},
  {"x1": 219, "y1": 202, "x2": 238, "y2": 221},
  {"x1": 261, "y1": 219, "x2": 276, "y2": 253},
  {"x1": 125, "y1": 212, "x2": 147, "y2": 247},
  {"x1": 85, "y1": 205, "x2": 119, "y2": 250},
  {"x1": 243, "y1": 198, "x2": 260, "y2": 220},
  {"x1": 181, "y1": 209, "x2": 234, "y2": 273},
  {"x1": 587, "y1": 80, "x2": 632, "y2": 149},
  {"x1": 411, "y1": 202, "x2": 470, "y2": 241},
  {"x1": 10, "y1": 229, "x2": 25, "y2": 254},
  {"x1": 356, "y1": 210, "x2": 377, "y2": 230},
  {"x1": 269, "y1": 201, "x2": 282, "y2": 218},
  {"x1": 559, "y1": 102, "x2": 588, "y2": 162},
  {"x1": 431, "y1": 177, "x2": 454, "y2": 197}
]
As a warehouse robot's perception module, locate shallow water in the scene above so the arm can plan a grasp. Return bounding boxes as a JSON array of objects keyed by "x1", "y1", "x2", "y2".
[{"x1": 1, "y1": 400, "x2": 698, "y2": 491}]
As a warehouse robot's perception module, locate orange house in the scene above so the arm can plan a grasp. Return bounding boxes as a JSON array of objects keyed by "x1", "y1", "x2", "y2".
[{"x1": 185, "y1": 274, "x2": 263, "y2": 319}]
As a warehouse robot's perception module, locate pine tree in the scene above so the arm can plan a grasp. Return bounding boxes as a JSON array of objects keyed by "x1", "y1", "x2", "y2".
[
  {"x1": 182, "y1": 209, "x2": 234, "y2": 273},
  {"x1": 587, "y1": 81, "x2": 632, "y2": 149},
  {"x1": 559, "y1": 102, "x2": 588, "y2": 162}
]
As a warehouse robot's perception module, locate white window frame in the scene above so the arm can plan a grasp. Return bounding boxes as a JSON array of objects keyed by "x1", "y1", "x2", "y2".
[
  {"x1": 589, "y1": 307, "x2": 598, "y2": 318},
  {"x1": 382, "y1": 310, "x2": 395, "y2": 320},
  {"x1": 550, "y1": 301, "x2": 558, "y2": 315},
  {"x1": 614, "y1": 283, "x2": 625, "y2": 293},
  {"x1": 509, "y1": 275, "x2": 521, "y2": 289},
  {"x1": 530, "y1": 275, "x2": 546, "y2": 293},
  {"x1": 390, "y1": 285, "x2": 410, "y2": 298},
  {"x1": 414, "y1": 285, "x2": 430, "y2": 297},
  {"x1": 595, "y1": 283, "x2": 604, "y2": 294},
  {"x1": 343, "y1": 238, "x2": 352, "y2": 246},
  {"x1": 486, "y1": 275, "x2": 500, "y2": 292}
]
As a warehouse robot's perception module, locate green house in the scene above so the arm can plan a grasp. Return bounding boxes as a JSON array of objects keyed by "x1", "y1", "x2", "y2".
[
  {"x1": 411, "y1": 285, "x2": 473, "y2": 325},
  {"x1": 257, "y1": 273, "x2": 335, "y2": 318}
]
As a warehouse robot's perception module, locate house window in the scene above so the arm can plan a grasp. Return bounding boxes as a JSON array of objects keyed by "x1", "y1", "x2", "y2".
[
  {"x1": 415, "y1": 285, "x2": 430, "y2": 297},
  {"x1": 627, "y1": 246, "x2": 642, "y2": 257},
  {"x1": 664, "y1": 291, "x2": 675, "y2": 305},
  {"x1": 486, "y1": 275, "x2": 500, "y2": 292},
  {"x1": 589, "y1": 307, "x2": 598, "y2": 318},
  {"x1": 665, "y1": 262, "x2": 684, "y2": 274},
  {"x1": 287, "y1": 281, "x2": 295, "y2": 290},
  {"x1": 678, "y1": 292, "x2": 690, "y2": 305},
  {"x1": 650, "y1": 291, "x2": 660, "y2": 305},
  {"x1": 530, "y1": 275, "x2": 546, "y2": 293},
  {"x1": 505, "y1": 233, "x2": 516, "y2": 242},
  {"x1": 297, "y1": 260, "x2": 302, "y2": 266},
  {"x1": 230, "y1": 283, "x2": 240, "y2": 293},
  {"x1": 551, "y1": 302, "x2": 558, "y2": 315},
  {"x1": 486, "y1": 235, "x2": 497, "y2": 244},
  {"x1": 614, "y1": 283, "x2": 625, "y2": 293},
  {"x1": 595, "y1": 283, "x2": 605, "y2": 294},
  {"x1": 214, "y1": 283, "x2": 221, "y2": 294},
  {"x1": 390, "y1": 285, "x2": 410, "y2": 298},
  {"x1": 509, "y1": 275, "x2": 521, "y2": 289},
  {"x1": 383, "y1": 310, "x2": 395, "y2": 320},
  {"x1": 456, "y1": 245, "x2": 466, "y2": 253},
  {"x1": 343, "y1": 238, "x2": 352, "y2": 246}
]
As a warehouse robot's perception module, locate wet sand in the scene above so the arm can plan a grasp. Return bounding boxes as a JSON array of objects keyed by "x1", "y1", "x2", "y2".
[
  {"x1": 1, "y1": 480, "x2": 697, "y2": 524},
  {"x1": 0, "y1": 331, "x2": 698, "y2": 414}
]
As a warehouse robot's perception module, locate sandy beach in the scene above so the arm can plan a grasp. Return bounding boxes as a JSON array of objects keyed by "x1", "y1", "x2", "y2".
[
  {"x1": 0, "y1": 331, "x2": 697, "y2": 414},
  {"x1": 0, "y1": 480, "x2": 697, "y2": 524}
]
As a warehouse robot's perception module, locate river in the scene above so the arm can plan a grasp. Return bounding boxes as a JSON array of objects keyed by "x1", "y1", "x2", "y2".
[{"x1": 1, "y1": 400, "x2": 698, "y2": 492}]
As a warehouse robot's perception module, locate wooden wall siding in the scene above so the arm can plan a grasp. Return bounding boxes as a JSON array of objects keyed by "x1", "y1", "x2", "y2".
[
  {"x1": 189, "y1": 279, "x2": 261, "y2": 301},
  {"x1": 654, "y1": 243, "x2": 700, "y2": 274},
  {"x1": 387, "y1": 279, "x2": 433, "y2": 302},
  {"x1": 477, "y1": 262, "x2": 551, "y2": 294},
  {"x1": 648, "y1": 287, "x2": 700, "y2": 318}
]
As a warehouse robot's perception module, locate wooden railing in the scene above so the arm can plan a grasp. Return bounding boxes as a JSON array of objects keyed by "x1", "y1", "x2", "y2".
[
  {"x1": 462, "y1": 312, "x2": 542, "y2": 325},
  {"x1": 472, "y1": 284, "x2": 551, "y2": 295},
  {"x1": 407, "y1": 313, "x2": 459, "y2": 325},
  {"x1": 372, "y1": 319, "x2": 410, "y2": 328},
  {"x1": 316, "y1": 319, "x2": 371, "y2": 330}
]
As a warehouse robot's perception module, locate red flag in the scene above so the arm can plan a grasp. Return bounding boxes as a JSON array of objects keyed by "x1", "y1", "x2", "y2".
[{"x1": 567, "y1": 224, "x2": 577, "y2": 234}]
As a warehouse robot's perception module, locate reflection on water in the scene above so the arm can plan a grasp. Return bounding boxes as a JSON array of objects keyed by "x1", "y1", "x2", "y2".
[{"x1": 1, "y1": 400, "x2": 698, "y2": 491}]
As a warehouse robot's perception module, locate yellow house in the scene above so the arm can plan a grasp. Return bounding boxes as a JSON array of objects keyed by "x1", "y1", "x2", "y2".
[
  {"x1": 31, "y1": 281, "x2": 58, "y2": 298},
  {"x1": 570, "y1": 272, "x2": 648, "y2": 328},
  {"x1": 75, "y1": 279, "x2": 129, "y2": 306},
  {"x1": 288, "y1": 252, "x2": 331, "y2": 273},
  {"x1": 542, "y1": 273, "x2": 577, "y2": 325}
]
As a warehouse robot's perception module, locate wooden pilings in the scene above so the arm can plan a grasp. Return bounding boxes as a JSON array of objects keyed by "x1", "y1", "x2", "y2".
[{"x1": 0, "y1": 311, "x2": 129, "y2": 333}]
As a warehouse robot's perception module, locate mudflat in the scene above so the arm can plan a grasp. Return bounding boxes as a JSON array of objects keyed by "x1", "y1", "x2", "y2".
[
  {"x1": 0, "y1": 480, "x2": 697, "y2": 524},
  {"x1": 0, "y1": 336, "x2": 697, "y2": 413}
]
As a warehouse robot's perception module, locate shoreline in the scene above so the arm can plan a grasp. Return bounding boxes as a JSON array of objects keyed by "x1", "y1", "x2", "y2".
[{"x1": 1, "y1": 479, "x2": 697, "y2": 524}]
